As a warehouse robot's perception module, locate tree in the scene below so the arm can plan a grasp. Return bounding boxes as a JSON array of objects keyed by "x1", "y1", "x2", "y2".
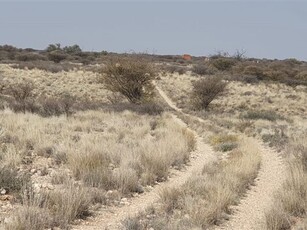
[
  {"x1": 46, "y1": 43, "x2": 61, "y2": 52},
  {"x1": 63, "y1": 45, "x2": 82, "y2": 55},
  {"x1": 101, "y1": 58, "x2": 156, "y2": 104}
]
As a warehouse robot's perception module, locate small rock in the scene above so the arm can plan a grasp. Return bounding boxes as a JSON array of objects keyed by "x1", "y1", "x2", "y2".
[
  {"x1": 136, "y1": 185, "x2": 144, "y2": 193},
  {"x1": 121, "y1": 198, "x2": 128, "y2": 202},
  {"x1": 30, "y1": 168, "x2": 37, "y2": 174},
  {"x1": 47, "y1": 184, "x2": 54, "y2": 190},
  {"x1": 0, "y1": 189, "x2": 7, "y2": 195}
]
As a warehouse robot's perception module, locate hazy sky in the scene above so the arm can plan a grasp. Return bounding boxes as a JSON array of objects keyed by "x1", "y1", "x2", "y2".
[{"x1": 0, "y1": 1, "x2": 307, "y2": 60}]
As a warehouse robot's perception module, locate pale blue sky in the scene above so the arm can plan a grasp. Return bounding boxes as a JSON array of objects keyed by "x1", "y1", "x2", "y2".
[{"x1": 0, "y1": 1, "x2": 306, "y2": 60}]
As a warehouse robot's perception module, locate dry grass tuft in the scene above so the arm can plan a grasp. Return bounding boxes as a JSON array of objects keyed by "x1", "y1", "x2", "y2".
[{"x1": 210, "y1": 134, "x2": 239, "y2": 152}]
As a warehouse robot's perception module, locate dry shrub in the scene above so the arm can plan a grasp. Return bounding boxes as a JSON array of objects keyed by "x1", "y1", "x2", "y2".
[
  {"x1": 242, "y1": 110, "x2": 284, "y2": 121},
  {"x1": 159, "y1": 187, "x2": 184, "y2": 214},
  {"x1": 0, "y1": 166, "x2": 30, "y2": 194},
  {"x1": 263, "y1": 70, "x2": 288, "y2": 81},
  {"x1": 4, "y1": 80, "x2": 35, "y2": 113},
  {"x1": 122, "y1": 216, "x2": 143, "y2": 230},
  {"x1": 242, "y1": 65, "x2": 264, "y2": 79},
  {"x1": 164, "y1": 65, "x2": 187, "y2": 75},
  {"x1": 68, "y1": 149, "x2": 112, "y2": 189},
  {"x1": 210, "y1": 58, "x2": 236, "y2": 71},
  {"x1": 113, "y1": 167, "x2": 139, "y2": 194},
  {"x1": 11, "y1": 61, "x2": 76, "y2": 73},
  {"x1": 192, "y1": 64, "x2": 215, "y2": 75},
  {"x1": 46, "y1": 184, "x2": 92, "y2": 228},
  {"x1": 5, "y1": 206, "x2": 51, "y2": 230},
  {"x1": 6, "y1": 184, "x2": 92, "y2": 230},
  {"x1": 101, "y1": 58, "x2": 156, "y2": 103},
  {"x1": 191, "y1": 77, "x2": 227, "y2": 110},
  {"x1": 295, "y1": 71, "x2": 307, "y2": 81},
  {"x1": 210, "y1": 134, "x2": 239, "y2": 152},
  {"x1": 48, "y1": 51, "x2": 67, "y2": 63},
  {"x1": 16, "y1": 53, "x2": 46, "y2": 62}
]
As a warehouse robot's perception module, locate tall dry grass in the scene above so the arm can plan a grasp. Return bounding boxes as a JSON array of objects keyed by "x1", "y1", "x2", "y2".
[
  {"x1": 1, "y1": 108, "x2": 195, "y2": 229},
  {"x1": 265, "y1": 136, "x2": 307, "y2": 230},
  {"x1": 0, "y1": 109, "x2": 194, "y2": 189},
  {"x1": 125, "y1": 137, "x2": 261, "y2": 229}
]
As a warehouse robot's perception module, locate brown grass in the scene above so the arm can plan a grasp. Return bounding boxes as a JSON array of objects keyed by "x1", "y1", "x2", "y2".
[
  {"x1": 265, "y1": 137, "x2": 307, "y2": 229},
  {"x1": 133, "y1": 138, "x2": 261, "y2": 229}
]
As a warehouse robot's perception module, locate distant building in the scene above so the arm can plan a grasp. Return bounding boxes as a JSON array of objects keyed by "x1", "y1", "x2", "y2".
[{"x1": 182, "y1": 54, "x2": 192, "y2": 60}]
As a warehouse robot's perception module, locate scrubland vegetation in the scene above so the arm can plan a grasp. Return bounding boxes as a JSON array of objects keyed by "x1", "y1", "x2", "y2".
[
  {"x1": 123, "y1": 138, "x2": 261, "y2": 229},
  {"x1": 0, "y1": 44, "x2": 306, "y2": 229},
  {"x1": 265, "y1": 136, "x2": 307, "y2": 230}
]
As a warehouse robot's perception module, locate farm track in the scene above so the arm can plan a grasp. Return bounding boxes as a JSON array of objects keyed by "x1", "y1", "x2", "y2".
[
  {"x1": 74, "y1": 83, "x2": 286, "y2": 230},
  {"x1": 155, "y1": 83, "x2": 286, "y2": 230},
  {"x1": 73, "y1": 87, "x2": 217, "y2": 230}
]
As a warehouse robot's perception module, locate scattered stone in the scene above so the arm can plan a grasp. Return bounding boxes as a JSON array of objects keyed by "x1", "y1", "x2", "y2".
[
  {"x1": 0, "y1": 189, "x2": 7, "y2": 195},
  {"x1": 30, "y1": 168, "x2": 37, "y2": 174}
]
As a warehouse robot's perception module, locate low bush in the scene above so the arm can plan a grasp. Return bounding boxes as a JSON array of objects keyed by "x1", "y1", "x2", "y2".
[
  {"x1": 16, "y1": 53, "x2": 46, "y2": 62},
  {"x1": 242, "y1": 65, "x2": 264, "y2": 79},
  {"x1": 190, "y1": 77, "x2": 227, "y2": 110},
  {"x1": 6, "y1": 183, "x2": 93, "y2": 230},
  {"x1": 210, "y1": 134, "x2": 239, "y2": 152},
  {"x1": 211, "y1": 58, "x2": 236, "y2": 71},
  {"x1": 4, "y1": 80, "x2": 35, "y2": 113},
  {"x1": 295, "y1": 71, "x2": 307, "y2": 81},
  {"x1": 242, "y1": 110, "x2": 284, "y2": 121},
  {"x1": 192, "y1": 64, "x2": 214, "y2": 75},
  {"x1": 48, "y1": 51, "x2": 67, "y2": 63},
  {"x1": 46, "y1": 184, "x2": 92, "y2": 228},
  {"x1": 11, "y1": 61, "x2": 76, "y2": 73},
  {"x1": 0, "y1": 166, "x2": 30, "y2": 194}
]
